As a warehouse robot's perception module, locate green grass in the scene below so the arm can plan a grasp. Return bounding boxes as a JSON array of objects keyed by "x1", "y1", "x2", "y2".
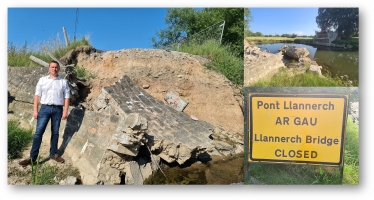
[
  {"x1": 7, "y1": 120, "x2": 33, "y2": 159},
  {"x1": 31, "y1": 157, "x2": 58, "y2": 185},
  {"x1": 7, "y1": 119, "x2": 81, "y2": 185},
  {"x1": 8, "y1": 36, "x2": 91, "y2": 67},
  {"x1": 342, "y1": 117, "x2": 359, "y2": 185},
  {"x1": 177, "y1": 39, "x2": 243, "y2": 85},
  {"x1": 248, "y1": 68, "x2": 355, "y2": 87},
  {"x1": 245, "y1": 117, "x2": 359, "y2": 185},
  {"x1": 76, "y1": 65, "x2": 96, "y2": 81},
  {"x1": 30, "y1": 156, "x2": 81, "y2": 185}
]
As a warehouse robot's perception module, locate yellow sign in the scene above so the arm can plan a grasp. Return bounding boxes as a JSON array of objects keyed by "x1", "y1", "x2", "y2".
[{"x1": 248, "y1": 93, "x2": 348, "y2": 165}]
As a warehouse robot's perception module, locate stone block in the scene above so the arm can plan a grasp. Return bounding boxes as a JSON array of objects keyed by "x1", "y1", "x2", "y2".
[
  {"x1": 107, "y1": 143, "x2": 139, "y2": 157},
  {"x1": 309, "y1": 65, "x2": 323, "y2": 76},
  {"x1": 164, "y1": 91, "x2": 189, "y2": 112}
]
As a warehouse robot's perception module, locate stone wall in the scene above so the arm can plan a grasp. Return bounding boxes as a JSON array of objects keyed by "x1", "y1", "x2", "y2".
[{"x1": 244, "y1": 45, "x2": 286, "y2": 86}]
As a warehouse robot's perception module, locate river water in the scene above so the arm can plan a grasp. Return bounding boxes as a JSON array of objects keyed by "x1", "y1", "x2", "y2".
[{"x1": 257, "y1": 43, "x2": 359, "y2": 83}]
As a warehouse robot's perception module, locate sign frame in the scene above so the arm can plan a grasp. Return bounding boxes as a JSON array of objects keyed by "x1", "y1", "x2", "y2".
[
  {"x1": 244, "y1": 87, "x2": 351, "y2": 167},
  {"x1": 249, "y1": 93, "x2": 348, "y2": 165}
]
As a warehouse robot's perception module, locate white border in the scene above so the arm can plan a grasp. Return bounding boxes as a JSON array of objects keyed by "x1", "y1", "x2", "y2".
[{"x1": 3, "y1": 1, "x2": 372, "y2": 199}]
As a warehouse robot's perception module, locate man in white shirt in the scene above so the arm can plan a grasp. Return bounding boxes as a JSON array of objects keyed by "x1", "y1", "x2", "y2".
[{"x1": 19, "y1": 61, "x2": 70, "y2": 166}]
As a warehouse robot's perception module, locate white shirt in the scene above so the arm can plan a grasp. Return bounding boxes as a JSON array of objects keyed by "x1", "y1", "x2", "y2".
[{"x1": 35, "y1": 75, "x2": 70, "y2": 106}]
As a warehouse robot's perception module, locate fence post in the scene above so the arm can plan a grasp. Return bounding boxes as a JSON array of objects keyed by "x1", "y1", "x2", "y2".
[
  {"x1": 220, "y1": 21, "x2": 225, "y2": 44},
  {"x1": 42, "y1": 46, "x2": 64, "y2": 67},
  {"x1": 63, "y1": 27, "x2": 69, "y2": 47},
  {"x1": 29, "y1": 55, "x2": 49, "y2": 67}
]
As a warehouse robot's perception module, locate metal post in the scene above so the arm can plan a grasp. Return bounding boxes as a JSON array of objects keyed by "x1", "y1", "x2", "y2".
[
  {"x1": 63, "y1": 27, "x2": 69, "y2": 47},
  {"x1": 219, "y1": 21, "x2": 225, "y2": 44}
]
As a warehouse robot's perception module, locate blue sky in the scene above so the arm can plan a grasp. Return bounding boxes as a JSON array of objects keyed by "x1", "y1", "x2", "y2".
[
  {"x1": 8, "y1": 8, "x2": 169, "y2": 51},
  {"x1": 249, "y1": 8, "x2": 320, "y2": 36}
]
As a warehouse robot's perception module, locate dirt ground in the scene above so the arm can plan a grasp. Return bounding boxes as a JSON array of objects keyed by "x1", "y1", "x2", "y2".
[
  {"x1": 8, "y1": 46, "x2": 245, "y2": 185},
  {"x1": 67, "y1": 46, "x2": 244, "y2": 134}
]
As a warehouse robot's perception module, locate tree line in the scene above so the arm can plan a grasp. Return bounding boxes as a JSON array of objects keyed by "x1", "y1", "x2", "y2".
[{"x1": 245, "y1": 31, "x2": 314, "y2": 38}]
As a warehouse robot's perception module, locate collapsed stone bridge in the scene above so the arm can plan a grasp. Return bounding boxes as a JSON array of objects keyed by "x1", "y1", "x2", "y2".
[{"x1": 8, "y1": 65, "x2": 243, "y2": 185}]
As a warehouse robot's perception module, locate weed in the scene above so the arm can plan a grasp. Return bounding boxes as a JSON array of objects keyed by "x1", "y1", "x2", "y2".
[
  {"x1": 29, "y1": 156, "x2": 81, "y2": 185},
  {"x1": 75, "y1": 65, "x2": 87, "y2": 78},
  {"x1": 7, "y1": 120, "x2": 33, "y2": 159},
  {"x1": 31, "y1": 157, "x2": 58, "y2": 185},
  {"x1": 76, "y1": 65, "x2": 96, "y2": 81}
]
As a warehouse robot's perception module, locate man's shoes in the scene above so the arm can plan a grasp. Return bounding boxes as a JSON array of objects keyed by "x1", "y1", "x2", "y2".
[
  {"x1": 18, "y1": 158, "x2": 32, "y2": 166},
  {"x1": 50, "y1": 154, "x2": 65, "y2": 163}
]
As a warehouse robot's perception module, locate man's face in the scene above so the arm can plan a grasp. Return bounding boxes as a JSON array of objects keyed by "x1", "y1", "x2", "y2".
[{"x1": 49, "y1": 62, "x2": 60, "y2": 77}]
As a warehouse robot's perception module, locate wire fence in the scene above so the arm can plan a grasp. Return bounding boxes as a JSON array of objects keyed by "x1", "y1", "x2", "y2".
[{"x1": 168, "y1": 20, "x2": 225, "y2": 51}]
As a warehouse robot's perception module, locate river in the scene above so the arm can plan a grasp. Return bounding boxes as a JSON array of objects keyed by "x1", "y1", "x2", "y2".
[{"x1": 257, "y1": 43, "x2": 359, "y2": 83}]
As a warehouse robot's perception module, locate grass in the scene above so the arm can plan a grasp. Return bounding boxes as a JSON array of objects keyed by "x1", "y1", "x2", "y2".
[
  {"x1": 31, "y1": 157, "x2": 58, "y2": 185},
  {"x1": 31, "y1": 160, "x2": 80, "y2": 185},
  {"x1": 342, "y1": 117, "x2": 359, "y2": 185},
  {"x1": 76, "y1": 65, "x2": 96, "y2": 81},
  {"x1": 29, "y1": 156, "x2": 81, "y2": 185},
  {"x1": 177, "y1": 39, "x2": 243, "y2": 85},
  {"x1": 7, "y1": 121, "x2": 81, "y2": 185},
  {"x1": 7, "y1": 120, "x2": 33, "y2": 159},
  {"x1": 250, "y1": 69, "x2": 332, "y2": 87},
  {"x1": 8, "y1": 35, "x2": 91, "y2": 67},
  {"x1": 248, "y1": 68, "x2": 356, "y2": 87},
  {"x1": 245, "y1": 117, "x2": 359, "y2": 185}
]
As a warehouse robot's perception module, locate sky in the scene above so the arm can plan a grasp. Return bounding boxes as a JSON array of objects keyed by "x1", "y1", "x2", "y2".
[
  {"x1": 3, "y1": 0, "x2": 374, "y2": 199},
  {"x1": 249, "y1": 8, "x2": 320, "y2": 36},
  {"x1": 8, "y1": 8, "x2": 169, "y2": 51},
  {"x1": 7, "y1": 7, "x2": 322, "y2": 52}
]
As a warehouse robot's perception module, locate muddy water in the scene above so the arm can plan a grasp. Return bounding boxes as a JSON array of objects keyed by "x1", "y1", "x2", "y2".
[{"x1": 144, "y1": 153, "x2": 244, "y2": 185}]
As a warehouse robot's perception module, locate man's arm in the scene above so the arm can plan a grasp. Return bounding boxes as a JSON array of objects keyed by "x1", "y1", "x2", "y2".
[
  {"x1": 62, "y1": 98, "x2": 70, "y2": 120},
  {"x1": 33, "y1": 96, "x2": 40, "y2": 119}
]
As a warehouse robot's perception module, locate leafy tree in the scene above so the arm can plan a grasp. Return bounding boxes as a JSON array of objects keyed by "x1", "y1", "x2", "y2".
[
  {"x1": 316, "y1": 8, "x2": 359, "y2": 39},
  {"x1": 254, "y1": 32, "x2": 263, "y2": 36},
  {"x1": 151, "y1": 8, "x2": 250, "y2": 58},
  {"x1": 281, "y1": 34, "x2": 289, "y2": 37},
  {"x1": 244, "y1": 30, "x2": 252, "y2": 37}
]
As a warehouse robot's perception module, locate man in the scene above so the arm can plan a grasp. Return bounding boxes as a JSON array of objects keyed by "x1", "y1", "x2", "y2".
[{"x1": 19, "y1": 61, "x2": 70, "y2": 166}]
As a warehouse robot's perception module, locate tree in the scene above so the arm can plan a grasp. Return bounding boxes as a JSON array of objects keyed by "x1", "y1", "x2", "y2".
[
  {"x1": 244, "y1": 8, "x2": 253, "y2": 33},
  {"x1": 151, "y1": 8, "x2": 250, "y2": 58},
  {"x1": 316, "y1": 8, "x2": 359, "y2": 39},
  {"x1": 244, "y1": 8, "x2": 255, "y2": 37}
]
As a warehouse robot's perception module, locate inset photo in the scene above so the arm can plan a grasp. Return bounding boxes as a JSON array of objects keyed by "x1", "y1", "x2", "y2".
[
  {"x1": 8, "y1": 7, "x2": 247, "y2": 185},
  {"x1": 244, "y1": 8, "x2": 359, "y2": 87}
]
